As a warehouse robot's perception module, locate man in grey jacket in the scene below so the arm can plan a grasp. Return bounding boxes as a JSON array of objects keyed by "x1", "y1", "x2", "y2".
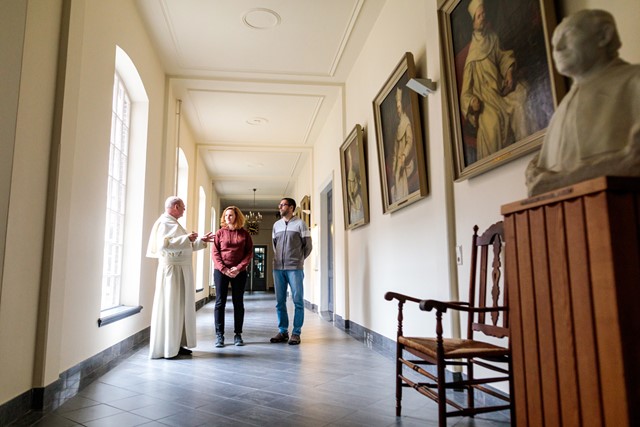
[{"x1": 270, "y1": 197, "x2": 313, "y2": 345}]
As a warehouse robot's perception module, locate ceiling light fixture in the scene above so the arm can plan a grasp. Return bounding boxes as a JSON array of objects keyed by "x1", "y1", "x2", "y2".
[
  {"x1": 242, "y1": 8, "x2": 281, "y2": 30},
  {"x1": 246, "y1": 188, "x2": 262, "y2": 235},
  {"x1": 246, "y1": 117, "x2": 269, "y2": 126}
]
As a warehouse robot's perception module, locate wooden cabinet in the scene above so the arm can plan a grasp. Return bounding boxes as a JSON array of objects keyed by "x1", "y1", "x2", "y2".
[{"x1": 501, "y1": 176, "x2": 640, "y2": 427}]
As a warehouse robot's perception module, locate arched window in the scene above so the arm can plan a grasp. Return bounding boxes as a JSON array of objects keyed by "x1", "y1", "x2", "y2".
[
  {"x1": 195, "y1": 186, "x2": 206, "y2": 291},
  {"x1": 177, "y1": 148, "x2": 188, "y2": 228},
  {"x1": 100, "y1": 46, "x2": 148, "y2": 315}
]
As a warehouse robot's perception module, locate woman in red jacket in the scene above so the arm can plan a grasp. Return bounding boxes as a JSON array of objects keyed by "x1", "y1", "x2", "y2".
[{"x1": 211, "y1": 206, "x2": 253, "y2": 347}]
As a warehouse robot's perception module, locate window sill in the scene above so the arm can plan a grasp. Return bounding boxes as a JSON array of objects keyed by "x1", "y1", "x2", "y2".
[{"x1": 98, "y1": 305, "x2": 142, "y2": 327}]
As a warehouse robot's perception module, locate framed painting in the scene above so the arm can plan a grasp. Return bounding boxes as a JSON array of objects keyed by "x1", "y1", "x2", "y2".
[
  {"x1": 438, "y1": 0, "x2": 565, "y2": 180},
  {"x1": 299, "y1": 195, "x2": 311, "y2": 228},
  {"x1": 373, "y1": 52, "x2": 428, "y2": 214},
  {"x1": 340, "y1": 124, "x2": 369, "y2": 230}
]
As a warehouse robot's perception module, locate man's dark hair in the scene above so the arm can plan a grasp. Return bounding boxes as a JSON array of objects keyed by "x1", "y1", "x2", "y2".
[{"x1": 282, "y1": 197, "x2": 296, "y2": 209}]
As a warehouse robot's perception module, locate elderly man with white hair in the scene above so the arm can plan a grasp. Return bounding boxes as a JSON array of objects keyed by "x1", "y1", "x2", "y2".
[
  {"x1": 526, "y1": 9, "x2": 640, "y2": 196},
  {"x1": 147, "y1": 196, "x2": 214, "y2": 359},
  {"x1": 459, "y1": 0, "x2": 530, "y2": 161}
]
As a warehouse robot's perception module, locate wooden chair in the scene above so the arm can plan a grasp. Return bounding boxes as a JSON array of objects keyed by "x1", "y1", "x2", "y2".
[{"x1": 384, "y1": 221, "x2": 511, "y2": 426}]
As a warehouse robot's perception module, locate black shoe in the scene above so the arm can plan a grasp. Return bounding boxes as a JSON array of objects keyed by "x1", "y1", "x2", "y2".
[
  {"x1": 215, "y1": 335, "x2": 224, "y2": 348},
  {"x1": 270, "y1": 332, "x2": 289, "y2": 343},
  {"x1": 178, "y1": 347, "x2": 192, "y2": 355},
  {"x1": 234, "y1": 334, "x2": 244, "y2": 346}
]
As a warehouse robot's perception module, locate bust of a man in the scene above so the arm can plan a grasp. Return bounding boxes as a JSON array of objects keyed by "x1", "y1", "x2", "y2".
[{"x1": 525, "y1": 9, "x2": 640, "y2": 196}]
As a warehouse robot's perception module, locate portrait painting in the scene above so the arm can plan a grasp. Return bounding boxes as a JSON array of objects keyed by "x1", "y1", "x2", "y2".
[
  {"x1": 373, "y1": 52, "x2": 428, "y2": 214},
  {"x1": 340, "y1": 124, "x2": 369, "y2": 230},
  {"x1": 299, "y1": 195, "x2": 311, "y2": 228},
  {"x1": 439, "y1": 0, "x2": 565, "y2": 179}
]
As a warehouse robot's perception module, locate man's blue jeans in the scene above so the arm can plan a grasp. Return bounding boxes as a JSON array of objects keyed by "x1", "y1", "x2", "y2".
[{"x1": 273, "y1": 269, "x2": 304, "y2": 336}]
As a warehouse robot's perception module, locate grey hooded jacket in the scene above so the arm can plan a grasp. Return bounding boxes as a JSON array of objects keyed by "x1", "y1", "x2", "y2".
[{"x1": 272, "y1": 216, "x2": 312, "y2": 270}]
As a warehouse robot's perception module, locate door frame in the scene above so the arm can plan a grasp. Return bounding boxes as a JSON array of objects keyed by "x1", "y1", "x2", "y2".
[{"x1": 319, "y1": 179, "x2": 335, "y2": 320}]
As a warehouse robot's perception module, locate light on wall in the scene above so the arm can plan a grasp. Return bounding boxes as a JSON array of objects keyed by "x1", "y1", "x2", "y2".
[{"x1": 406, "y1": 78, "x2": 437, "y2": 97}]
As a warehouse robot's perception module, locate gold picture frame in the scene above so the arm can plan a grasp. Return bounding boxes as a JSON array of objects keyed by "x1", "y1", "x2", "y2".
[
  {"x1": 438, "y1": 0, "x2": 565, "y2": 180},
  {"x1": 373, "y1": 52, "x2": 428, "y2": 214},
  {"x1": 298, "y1": 195, "x2": 311, "y2": 228},
  {"x1": 340, "y1": 124, "x2": 369, "y2": 230}
]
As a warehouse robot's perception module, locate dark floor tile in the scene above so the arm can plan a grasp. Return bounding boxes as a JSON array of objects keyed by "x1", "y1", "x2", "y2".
[
  {"x1": 77, "y1": 382, "x2": 139, "y2": 403},
  {"x1": 59, "y1": 404, "x2": 123, "y2": 423},
  {"x1": 107, "y1": 395, "x2": 165, "y2": 412},
  {"x1": 53, "y1": 396, "x2": 100, "y2": 414},
  {"x1": 83, "y1": 411, "x2": 152, "y2": 427},
  {"x1": 153, "y1": 409, "x2": 218, "y2": 427},
  {"x1": 129, "y1": 402, "x2": 192, "y2": 420},
  {"x1": 11, "y1": 293, "x2": 510, "y2": 427},
  {"x1": 224, "y1": 404, "x2": 294, "y2": 426},
  {"x1": 16, "y1": 413, "x2": 80, "y2": 427}
]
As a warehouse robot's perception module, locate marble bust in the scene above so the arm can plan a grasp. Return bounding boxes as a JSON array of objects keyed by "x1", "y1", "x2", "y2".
[{"x1": 525, "y1": 9, "x2": 640, "y2": 196}]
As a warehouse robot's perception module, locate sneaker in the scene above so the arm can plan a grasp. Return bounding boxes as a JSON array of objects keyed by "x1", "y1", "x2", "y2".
[
  {"x1": 234, "y1": 334, "x2": 244, "y2": 346},
  {"x1": 288, "y1": 334, "x2": 301, "y2": 345},
  {"x1": 270, "y1": 332, "x2": 289, "y2": 343},
  {"x1": 215, "y1": 335, "x2": 224, "y2": 348}
]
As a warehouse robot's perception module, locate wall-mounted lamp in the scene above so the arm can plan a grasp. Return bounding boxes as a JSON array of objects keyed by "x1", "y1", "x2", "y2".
[{"x1": 406, "y1": 78, "x2": 437, "y2": 97}]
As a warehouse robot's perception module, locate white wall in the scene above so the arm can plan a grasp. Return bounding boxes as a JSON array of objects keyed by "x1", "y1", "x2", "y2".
[
  {"x1": 0, "y1": 0, "x2": 183, "y2": 403},
  {"x1": 2, "y1": 0, "x2": 638, "y2": 410},
  {"x1": 311, "y1": 91, "x2": 345, "y2": 315},
  {"x1": 315, "y1": 0, "x2": 454, "y2": 342},
  {"x1": 0, "y1": 0, "x2": 59, "y2": 405},
  {"x1": 308, "y1": 0, "x2": 640, "y2": 391}
]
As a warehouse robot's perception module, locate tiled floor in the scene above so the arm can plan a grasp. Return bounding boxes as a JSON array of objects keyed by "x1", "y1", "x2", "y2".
[{"x1": 13, "y1": 293, "x2": 511, "y2": 426}]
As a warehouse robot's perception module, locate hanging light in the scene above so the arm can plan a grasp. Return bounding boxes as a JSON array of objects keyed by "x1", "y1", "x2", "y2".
[{"x1": 246, "y1": 188, "x2": 262, "y2": 235}]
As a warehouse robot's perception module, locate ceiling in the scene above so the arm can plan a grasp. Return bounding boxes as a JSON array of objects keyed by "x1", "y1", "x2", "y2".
[{"x1": 135, "y1": 0, "x2": 387, "y2": 212}]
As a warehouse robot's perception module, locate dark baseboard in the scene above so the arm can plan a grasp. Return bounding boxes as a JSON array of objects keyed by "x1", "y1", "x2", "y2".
[
  {"x1": 332, "y1": 314, "x2": 396, "y2": 359},
  {"x1": 333, "y1": 314, "x2": 509, "y2": 417},
  {"x1": 0, "y1": 390, "x2": 31, "y2": 427},
  {"x1": 196, "y1": 294, "x2": 214, "y2": 311},
  {"x1": 329, "y1": 315, "x2": 510, "y2": 407},
  {"x1": 1, "y1": 298, "x2": 213, "y2": 426},
  {"x1": 0, "y1": 327, "x2": 149, "y2": 426},
  {"x1": 333, "y1": 314, "x2": 349, "y2": 333},
  {"x1": 303, "y1": 299, "x2": 317, "y2": 313}
]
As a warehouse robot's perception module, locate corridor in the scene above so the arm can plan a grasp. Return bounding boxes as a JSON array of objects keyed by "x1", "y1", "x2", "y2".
[{"x1": 13, "y1": 293, "x2": 510, "y2": 426}]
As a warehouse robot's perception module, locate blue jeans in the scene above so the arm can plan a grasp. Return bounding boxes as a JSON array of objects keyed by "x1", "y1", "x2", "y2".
[{"x1": 273, "y1": 269, "x2": 304, "y2": 336}]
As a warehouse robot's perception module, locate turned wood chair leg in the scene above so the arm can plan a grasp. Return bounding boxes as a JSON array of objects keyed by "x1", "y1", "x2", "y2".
[
  {"x1": 436, "y1": 311, "x2": 446, "y2": 427},
  {"x1": 437, "y1": 359, "x2": 447, "y2": 427},
  {"x1": 395, "y1": 346, "x2": 402, "y2": 416},
  {"x1": 468, "y1": 361, "x2": 475, "y2": 414}
]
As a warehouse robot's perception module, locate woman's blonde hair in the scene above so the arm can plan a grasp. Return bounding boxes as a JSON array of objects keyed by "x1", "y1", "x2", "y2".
[{"x1": 220, "y1": 206, "x2": 246, "y2": 229}]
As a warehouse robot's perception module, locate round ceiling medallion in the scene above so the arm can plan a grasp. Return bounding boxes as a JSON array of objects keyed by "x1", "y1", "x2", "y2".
[
  {"x1": 246, "y1": 117, "x2": 269, "y2": 126},
  {"x1": 242, "y1": 8, "x2": 281, "y2": 30}
]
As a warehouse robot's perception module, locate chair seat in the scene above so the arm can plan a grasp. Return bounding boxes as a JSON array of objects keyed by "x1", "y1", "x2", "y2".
[
  {"x1": 385, "y1": 223, "x2": 511, "y2": 426},
  {"x1": 400, "y1": 336, "x2": 509, "y2": 359}
]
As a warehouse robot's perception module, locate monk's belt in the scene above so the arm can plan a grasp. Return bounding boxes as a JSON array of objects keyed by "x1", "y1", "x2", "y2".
[{"x1": 158, "y1": 259, "x2": 191, "y2": 266}]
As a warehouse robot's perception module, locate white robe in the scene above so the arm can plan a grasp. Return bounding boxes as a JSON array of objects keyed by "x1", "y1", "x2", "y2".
[
  {"x1": 460, "y1": 29, "x2": 530, "y2": 159},
  {"x1": 391, "y1": 112, "x2": 415, "y2": 201},
  {"x1": 146, "y1": 213, "x2": 207, "y2": 359}
]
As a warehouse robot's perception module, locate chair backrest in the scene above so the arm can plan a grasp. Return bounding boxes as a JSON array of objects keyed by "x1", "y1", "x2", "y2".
[{"x1": 467, "y1": 221, "x2": 508, "y2": 340}]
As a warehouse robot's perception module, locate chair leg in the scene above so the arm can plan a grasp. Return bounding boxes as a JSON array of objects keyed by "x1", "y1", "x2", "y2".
[
  {"x1": 468, "y1": 361, "x2": 475, "y2": 414},
  {"x1": 395, "y1": 346, "x2": 403, "y2": 416},
  {"x1": 437, "y1": 360, "x2": 447, "y2": 427},
  {"x1": 508, "y1": 358, "x2": 515, "y2": 423}
]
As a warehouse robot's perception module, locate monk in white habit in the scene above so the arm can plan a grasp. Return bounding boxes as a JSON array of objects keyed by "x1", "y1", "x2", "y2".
[
  {"x1": 460, "y1": 0, "x2": 530, "y2": 160},
  {"x1": 391, "y1": 87, "x2": 415, "y2": 202},
  {"x1": 147, "y1": 196, "x2": 213, "y2": 359},
  {"x1": 526, "y1": 9, "x2": 640, "y2": 196}
]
